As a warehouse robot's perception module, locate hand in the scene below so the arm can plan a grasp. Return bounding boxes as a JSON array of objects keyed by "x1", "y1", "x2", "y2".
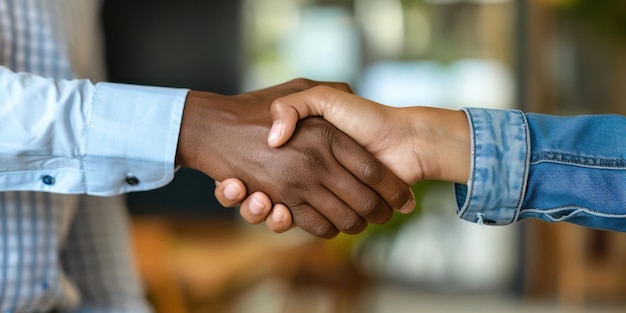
[
  {"x1": 267, "y1": 86, "x2": 471, "y2": 185},
  {"x1": 215, "y1": 85, "x2": 472, "y2": 233},
  {"x1": 176, "y1": 79, "x2": 415, "y2": 238},
  {"x1": 215, "y1": 179, "x2": 294, "y2": 233}
]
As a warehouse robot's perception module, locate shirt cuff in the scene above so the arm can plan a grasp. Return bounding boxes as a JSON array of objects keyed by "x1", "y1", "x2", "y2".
[
  {"x1": 84, "y1": 82, "x2": 188, "y2": 196},
  {"x1": 454, "y1": 108, "x2": 530, "y2": 225}
]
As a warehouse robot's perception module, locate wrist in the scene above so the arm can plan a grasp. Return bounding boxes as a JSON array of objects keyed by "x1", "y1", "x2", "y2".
[
  {"x1": 176, "y1": 90, "x2": 220, "y2": 171},
  {"x1": 175, "y1": 90, "x2": 274, "y2": 181},
  {"x1": 410, "y1": 107, "x2": 471, "y2": 184}
]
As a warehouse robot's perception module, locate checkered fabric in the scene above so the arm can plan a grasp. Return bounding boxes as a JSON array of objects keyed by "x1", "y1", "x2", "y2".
[{"x1": 0, "y1": 1, "x2": 152, "y2": 312}]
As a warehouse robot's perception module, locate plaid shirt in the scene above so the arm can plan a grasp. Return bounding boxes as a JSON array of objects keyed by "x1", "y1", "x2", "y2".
[{"x1": 0, "y1": 1, "x2": 152, "y2": 312}]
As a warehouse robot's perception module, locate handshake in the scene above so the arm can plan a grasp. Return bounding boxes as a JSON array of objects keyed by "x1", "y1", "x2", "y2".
[{"x1": 177, "y1": 78, "x2": 471, "y2": 238}]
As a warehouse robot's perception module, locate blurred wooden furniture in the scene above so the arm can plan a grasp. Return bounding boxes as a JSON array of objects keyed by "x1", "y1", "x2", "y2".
[
  {"x1": 131, "y1": 216, "x2": 371, "y2": 313},
  {"x1": 131, "y1": 216, "x2": 319, "y2": 313},
  {"x1": 132, "y1": 217, "x2": 187, "y2": 313},
  {"x1": 525, "y1": 221, "x2": 626, "y2": 307}
]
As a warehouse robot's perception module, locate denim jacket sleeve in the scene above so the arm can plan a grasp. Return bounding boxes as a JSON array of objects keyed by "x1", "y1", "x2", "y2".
[{"x1": 454, "y1": 107, "x2": 626, "y2": 232}]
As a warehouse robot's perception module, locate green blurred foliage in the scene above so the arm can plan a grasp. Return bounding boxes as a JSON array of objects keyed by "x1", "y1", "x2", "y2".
[
  {"x1": 329, "y1": 180, "x2": 445, "y2": 252},
  {"x1": 327, "y1": 180, "x2": 439, "y2": 259}
]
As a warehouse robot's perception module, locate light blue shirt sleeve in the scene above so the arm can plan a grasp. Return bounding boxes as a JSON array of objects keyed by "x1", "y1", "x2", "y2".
[
  {"x1": 454, "y1": 107, "x2": 626, "y2": 232},
  {"x1": 0, "y1": 66, "x2": 188, "y2": 196}
]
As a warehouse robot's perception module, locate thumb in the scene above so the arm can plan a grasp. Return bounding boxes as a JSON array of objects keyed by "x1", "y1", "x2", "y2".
[{"x1": 267, "y1": 86, "x2": 332, "y2": 147}]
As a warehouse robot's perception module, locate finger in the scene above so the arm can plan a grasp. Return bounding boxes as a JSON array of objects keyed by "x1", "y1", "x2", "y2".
[
  {"x1": 330, "y1": 125, "x2": 416, "y2": 215},
  {"x1": 214, "y1": 178, "x2": 247, "y2": 207},
  {"x1": 269, "y1": 86, "x2": 363, "y2": 148},
  {"x1": 264, "y1": 204, "x2": 295, "y2": 233},
  {"x1": 268, "y1": 86, "x2": 336, "y2": 148},
  {"x1": 323, "y1": 157, "x2": 395, "y2": 224},
  {"x1": 289, "y1": 201, "x2": 339, "y2": 239},
  {"x1": 238, "y1": 191, "x2": 274, "y2": 225},
  {"x1": 267, "y1": 104, "x2": 300, "y2": 148},
  {"x1": 304, "y1": 184, "x2": 368, "y2": 234}
]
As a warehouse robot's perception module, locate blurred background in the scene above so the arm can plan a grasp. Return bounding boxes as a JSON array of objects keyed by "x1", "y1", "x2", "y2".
[{"x1": 101, "y1": 0, "x2": 626, "y2": 312}]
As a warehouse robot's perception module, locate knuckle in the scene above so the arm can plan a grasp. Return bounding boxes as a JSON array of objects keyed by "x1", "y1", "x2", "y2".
[
  {"x1": 281, "y1": 157, "x2": 324, "y2": 191},
  {"x1": 337, "y1": 215, "x2": 367, "y2": 235},
  {"x1": 310, "y1": 84, "x2": 332, "y2": 94},
  {"x1": 314, "y1": 223, "x2": 339, "y2": 239},
  {"x1": 267, "y1": 220, "x2": 290, "y2": 233},
  {"x1": 290, "y1": 78, "x2": 315, "y2": 90},
  {"x1": 357, "y1": 193, "x2": 392, "y2": 224},
  {"x1": 283, "y1": 149, "x2": 326, "y2": 178},
  {"x1": 283, "y1": 167, "x2": 307, "y2": 190},
  {"x1": 336, "y1": 82, "x2": 351, "y2": 91},
  {"x1": 313, "y1": 223, "x2": 339, "y2": 239},
  {"x1": 310, "y1": 118, "x2": 335, "y2": 142},
  {"x1": 358, "y1": 193, "x2": 383, "y2": 217},
  {"x1": 387, "y1": 185, "x2": 409, "y2": 208},
  {"x1": 272, "y1": 99, "x2": 290, "y2": 113},
  {"x1": 356, "y1": 157, "x2": 385, "y2": 185},
  {"x1": 271, "y1": 97, "x2": 284, "y2": 107},
  {"x1": 301, "y1": 149, "x2": 326, "y2": 171},
  {"x1": 292, "y1": 209, "x2": 338, "y2": 239}
]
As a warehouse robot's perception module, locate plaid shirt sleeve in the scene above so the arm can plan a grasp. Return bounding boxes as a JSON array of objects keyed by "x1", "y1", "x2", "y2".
[{"x1": 0, "y1": 0, "x2": 157, "y2": 312}]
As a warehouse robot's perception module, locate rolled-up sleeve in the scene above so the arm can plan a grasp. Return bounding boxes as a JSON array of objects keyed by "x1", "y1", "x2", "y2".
[
  {"x1": 0, "y1": 66, "x2": 188, "y2": 195},
  {"x1": 454, "y1": 107, "x2": 530, "y2": 225}
]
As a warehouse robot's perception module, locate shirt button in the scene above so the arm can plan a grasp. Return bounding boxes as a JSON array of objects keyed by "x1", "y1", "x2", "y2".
[
  {"x1": 125, "y1": 175, "x2": 140, "y2": 186},
  {"x1": 41, "y1": 175, "x2": 55, "y2": 185}
]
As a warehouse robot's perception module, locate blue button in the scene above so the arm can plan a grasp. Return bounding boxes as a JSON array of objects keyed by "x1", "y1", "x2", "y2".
[{"x1": 41, "y1": 175, "x2": 55, "y2": 185}]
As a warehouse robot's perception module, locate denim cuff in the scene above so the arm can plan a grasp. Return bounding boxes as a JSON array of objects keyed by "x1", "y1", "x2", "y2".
[{"x1": 454, "y1": 108, "x2": 530, "y2": 225}]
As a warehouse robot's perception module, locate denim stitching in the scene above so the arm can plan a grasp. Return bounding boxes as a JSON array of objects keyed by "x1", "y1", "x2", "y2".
[
  {"x1": 511, "y1": 111, "x2": 530, "y2": 223},
  {"x1": 457, "y1": 108, "x2": 476, "y2": 219},
  {"x1": 531, "y1": 152, "x2": 626, "y2": 168},
  {"x1": 521, "y1": 205, "x2": 626, "y2": 219}
]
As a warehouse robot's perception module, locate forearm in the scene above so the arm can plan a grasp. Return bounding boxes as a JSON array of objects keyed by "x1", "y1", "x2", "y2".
[{"x1": 0, "y1": 66, "x2": 187, "y2": 195}]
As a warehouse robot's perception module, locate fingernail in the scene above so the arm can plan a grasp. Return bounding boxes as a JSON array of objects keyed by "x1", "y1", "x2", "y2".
[
  {"x1": 224, "y1": 184, "x2": 241, "y2": 201},
  {"x1": 399, "y1": 189, "x2": 416, "y2": 214},
  {"x1": 272, "y1": 209, "x2": 284, "y2": 223},
  {"x1": 250, "y1": 197, "x2": 265, "y2": 215},
  {"x1": 267, "y1": 121, "x2": 282, "y2": 146}
]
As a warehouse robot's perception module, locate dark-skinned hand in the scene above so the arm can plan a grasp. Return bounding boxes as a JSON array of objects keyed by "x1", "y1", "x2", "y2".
[{"x1": 176, "y1": 79, "x2": 413, "y2": 238}]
